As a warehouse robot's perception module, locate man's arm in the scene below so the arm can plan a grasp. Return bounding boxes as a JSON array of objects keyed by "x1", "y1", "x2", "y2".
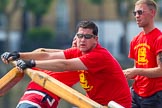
[
  {"x1": 32, "y1": 48, "x2": 64, "y2": 53},
  {"x1": 19, "y1": 51, "x2": 66, "y2": 60},
  {"x1": 16, "y1": 57, "x2": 88, "y2": 72},
  {"x1": 33, "y1": 58, "x2": 87, "y2": 72},
  {"x1": 124, "y1": 51, "x2": 162, "y2": 79}
]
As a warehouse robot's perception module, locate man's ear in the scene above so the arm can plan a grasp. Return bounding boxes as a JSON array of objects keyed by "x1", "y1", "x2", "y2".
[
  {"x1": 151, "y1": 9, "x2": 156, "y2": 17},
  {"x1": 95, "y1": 36, "x2": 98, "y2": 41}
]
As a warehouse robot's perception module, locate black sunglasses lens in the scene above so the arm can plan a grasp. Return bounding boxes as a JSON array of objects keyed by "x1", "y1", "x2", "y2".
[
  {"x1": 77, "y1": 34, "x2": 83, "y2": 38},
  {"x1": 133, "y1": 10, "x2": 143, "y2": 16},
  {"x1": 84, "y1": 34, "x2": 93, "y2": 39},
  {"x1": 137, "y1": 10, "x2": 143, "y2": 15},
  {"x1": 76, "y1": 34, "x2": 94, "y2": 39}
]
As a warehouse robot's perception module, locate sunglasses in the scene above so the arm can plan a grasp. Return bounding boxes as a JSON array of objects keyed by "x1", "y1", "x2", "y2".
[
  {"x1": 76, "y1": 34, "x2": 95, "y2": 39},
  {"x1": 133, "y1": 10, "x2": 144, "y2": 16}
]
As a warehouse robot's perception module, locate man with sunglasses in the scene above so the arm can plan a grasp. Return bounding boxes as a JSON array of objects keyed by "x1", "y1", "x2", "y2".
[
  {"x1": 1, "y1": 20, "x2": 131, "y2": 108},
  {"x1": 123, "y1": 0, "x2": 162, "y2": 108}
]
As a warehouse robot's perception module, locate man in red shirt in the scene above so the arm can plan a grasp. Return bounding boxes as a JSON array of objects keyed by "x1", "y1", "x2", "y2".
[
  {"x1": 123, "y1": 0, "x2": 162, "y2": 108},
  {"x1": 1, "y1": 20, "x2": 131, "y2": 108}
]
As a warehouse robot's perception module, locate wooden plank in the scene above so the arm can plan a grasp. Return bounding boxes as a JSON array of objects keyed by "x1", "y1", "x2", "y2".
[
  {"x1": 24, "y1": 68, "x2": 107, "y2": 108},
  {"x1": 0, "y1": 67, "x2": 24, "y2": 96}
]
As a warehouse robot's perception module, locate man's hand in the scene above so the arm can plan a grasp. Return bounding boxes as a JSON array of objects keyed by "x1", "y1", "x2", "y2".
[
  {"x1": 1, "y1": 51, "x2": 20, "y2": 64},
  {"x1": 16, "y1": 59, "x2": 36, "y2": 72},
  {"x1": 123, "y1": 68, "x2": 137, "y2": 79}
]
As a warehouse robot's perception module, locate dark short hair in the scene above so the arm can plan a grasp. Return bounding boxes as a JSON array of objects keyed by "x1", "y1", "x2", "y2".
[{"x1": 76, "y1": 21, "x2": 98, "y2": 36}]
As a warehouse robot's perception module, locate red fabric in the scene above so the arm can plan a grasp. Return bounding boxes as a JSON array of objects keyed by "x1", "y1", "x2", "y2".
[
  {"x1": 64, "y1": 44, "x2": 131, "y2": 108},
  {"x1": 129, "y1": 28, "x2": 162, "y2": 97},
  {"x1": 19, "y1": 91, "x2": 58, "y2": 108},
  {"x1": 18, "y1": 68, "x2": 79, "y2": 108}
]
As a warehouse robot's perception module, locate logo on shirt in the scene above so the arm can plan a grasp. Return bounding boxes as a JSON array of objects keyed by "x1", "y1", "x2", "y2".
[
  {"x1": 135, "y1": 43, "x2": 150, "y2": 65},
  {"x1": 79, "y1": 70, "x2": 93, "y2": 91}
]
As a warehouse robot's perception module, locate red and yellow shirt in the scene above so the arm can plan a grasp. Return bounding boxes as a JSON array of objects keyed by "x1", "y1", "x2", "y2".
[
  {"x1": 129, "y1": 28, "x2": 162, "y2": 97},
  {"x1": 64, "y1": 44, "x2": 131, "y2": 108}
]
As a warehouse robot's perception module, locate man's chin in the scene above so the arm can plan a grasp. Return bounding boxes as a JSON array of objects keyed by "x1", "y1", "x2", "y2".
[
  {"x1": 79, "y1": 48, "x2": 87, "y2": 52},
  {"x1": 137, "y1": 23, "x2": 142, "y2": 27},
  {"x1": 137, "y1": 25, "x2": 142, "y2": 28}
]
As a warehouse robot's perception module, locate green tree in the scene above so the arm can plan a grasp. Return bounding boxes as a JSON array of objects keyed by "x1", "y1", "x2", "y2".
[
  {"x1": 24, "y1": 27, "x2": 55, "y2": 51},
  {"x1": 24, "y1": 0, "x2": 53, "y2": 27},
  {"x1": 21, "y1": 0, "x2": 54, "y2": 51}
]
